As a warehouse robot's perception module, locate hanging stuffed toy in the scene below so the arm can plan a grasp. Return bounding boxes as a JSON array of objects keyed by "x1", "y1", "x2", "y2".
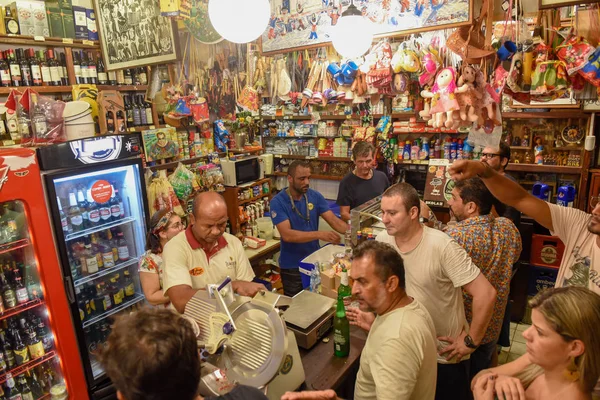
[
  {"x1": 475, "y1": 70, "x2": 500, "y2": 127},
  {"x1": 418, "y1": 48, "x2": 442, "y2": 122},
  {"x1": 421, "y1": 67, "x2": 465, "y2": 128},
  {"x1": 456, "y1": 65, "x2": 481, "y2": 122}
]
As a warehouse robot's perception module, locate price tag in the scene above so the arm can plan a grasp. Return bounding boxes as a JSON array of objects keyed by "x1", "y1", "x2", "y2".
[
  {"x1": 346, "y1": 114, "x2": 351, "y2": 119},
  {"x1": 283, "y1": 116, "x2": 290, "y2": 120},
  {"x1": 34, "y1": 36, "x2": 45, "y2": 42},
  {"x1": 62, "y1": 38, "x2": 74, "y2": 44},
  {"x1": 128, "y1": 127, "x2": 135, "y2": 132},
  {"x1": 149, "y1": 125, "x2": 156, "y2": 129},
  {"x1": 82, "y1": 39, "x2": 94, "y2": 46}
]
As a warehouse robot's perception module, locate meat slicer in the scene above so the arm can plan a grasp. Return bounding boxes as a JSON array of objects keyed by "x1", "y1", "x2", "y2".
[{"x1": 183, "y1": 278, "x2": 305, "y2": 399}]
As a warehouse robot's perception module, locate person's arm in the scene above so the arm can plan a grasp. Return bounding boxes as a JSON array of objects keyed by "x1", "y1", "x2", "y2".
[
  {"x1": 339, "y1": 205, "x2": 351, "y2": 222},
  {"x1": 472, "y1": 354, "x2": 533, "y2": 389},
  {"x1": 448, "y1": 160, "x2": 553, "y2": 230},
  {"x1": 320, "y1": 210, "x2": 347, "y2": 234},
  {"x1": 462, "y1": 273, "x2": 496, "y2": 345},
  {"x1": 162, "y1": 240, "x2": 196, "y2": 313},
  {"x1": 139, "y1": 272, "x2": 169, "y2": 305},
  {"x1": 165, "y1": 285, "x2": 198, "y2": 314},
  {"x1": 276, "y1": 220, "x2": 340, "y2": 244}
]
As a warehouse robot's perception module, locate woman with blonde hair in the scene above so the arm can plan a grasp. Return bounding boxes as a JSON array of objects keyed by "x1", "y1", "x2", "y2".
[
  {"x1": 472, "y1": 286, "x2": 600, "y2": 400},
  {"x1": 138, "y1": 209, "x2": 185, "y2": 306}
]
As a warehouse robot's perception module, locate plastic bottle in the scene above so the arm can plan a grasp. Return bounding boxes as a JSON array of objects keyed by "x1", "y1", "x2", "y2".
[
  {"x1": 450, "y1": 139, "x2": 458, "y2": 160},
  {"x1": 420, "y1": 137, "x2": 430, "y2": 160},
  {"x1": 443, "y1": 138, "x2": 451, "y2": 160},
  {"x1": 463, "y1": 140, "x2": 473, "y2": 160},
  {"x1": 411, "y1": 140, "x2": 420, "y2": 160},
  {"x1": 457, "y1": 139, "x2": 464, "y2": 160},
  {"x1": 403, "y1": 140, "x2": 411, "y2": 160},
  {"x1": 433, "y1": 139, "x2": 441, "y2": 159}
]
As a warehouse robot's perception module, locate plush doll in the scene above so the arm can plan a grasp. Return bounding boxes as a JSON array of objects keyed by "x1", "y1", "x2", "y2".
[
  {"x1": 421, "y1": 67, "x2": 465, "y2": 128},
  {"x1": 456, "y1": 65, "x2": 481, "y2": 122},
  {"x1": 475, "y1": 70, "x2": 500, "y2": 126},
  {"x1": 418, "y1": 49, "x2": 442, "y2": 122}
]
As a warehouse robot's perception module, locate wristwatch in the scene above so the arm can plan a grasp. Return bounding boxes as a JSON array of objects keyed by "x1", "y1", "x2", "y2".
[{"x1": 464, "y1": 334, "x2": 478, "y2": 349}]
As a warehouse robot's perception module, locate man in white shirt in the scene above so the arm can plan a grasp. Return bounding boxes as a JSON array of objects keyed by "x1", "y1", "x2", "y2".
[
  {"x1": 376, "y1": 183, "x2": 497, "y2": 400},
  {"x1": 281, "y1": 240, "x2": 437, "y2": 400}
]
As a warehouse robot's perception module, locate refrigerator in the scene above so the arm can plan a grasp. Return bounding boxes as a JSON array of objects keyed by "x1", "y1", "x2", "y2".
[
  {"x1": 37, "y1": 134, "x2": 149, "y2": 399},
  {"x1": 0, "y1": 147, "x2": 88, "y2": 398}
]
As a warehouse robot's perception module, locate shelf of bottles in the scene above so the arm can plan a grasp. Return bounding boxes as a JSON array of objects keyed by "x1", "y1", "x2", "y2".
[{"x1": 0, "y1": 201, "x2": 65, "y2": 399}]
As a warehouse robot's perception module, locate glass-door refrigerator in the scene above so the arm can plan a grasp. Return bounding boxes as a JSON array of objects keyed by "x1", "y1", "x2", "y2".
[
  {"x1": 0, "y1": 147, "x2": 88, "y2": 399},
  {"x1": 37, "y1": 134, "x2": 148, "y2": 399}
]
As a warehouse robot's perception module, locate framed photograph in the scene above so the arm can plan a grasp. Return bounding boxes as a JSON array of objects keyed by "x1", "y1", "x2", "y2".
[
  {"x1": 260, "y1": 0, "x2": 473, "y2": 55},
  {"x1": 141, "y1": 127, "x2": 180, "y2": 161},
  {"x1": 93, "y1": 0, "x2": 181, "y2": 71},
  {"x1": 538, "y1": 0, "x2": 599, "y2": 10}
]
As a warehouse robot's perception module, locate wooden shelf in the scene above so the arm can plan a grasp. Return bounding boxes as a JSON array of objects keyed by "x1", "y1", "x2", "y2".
[
  {"x1": 239, "y1": 192, "x2": 271, "y2": 206},
  {"x1": 272, "y1": 154, "x2": 351, "y2": 161},
  {"x1": 97, "y1": 85, "x2": 148, "y2": 92},
  {"x1": 506, "y1": 163, "x2": 582, "y2": 173},
  {"x1": 268, "y1": 172, "x2": 344, "y2": 181},
  {"x1": 502, "y1": 111, "x2": 586, "y2": 119},
  {"x1": 147, "y1": 152, "x2": 226, "y2": 171},
  {"x1": 261, "y1": 115, "x2": 312, "y2": 120},
  {"x1": 0, "y1": 34, "x2": 99, "y2": 48},
  {"x1": 228, "y1": 148, "x2": 263, "y2": 155},
  {"x1": 391, "y1": 112, "x2": 416, "y2": 120},
  {"x1": 510, "y1": 146, "x2": 531, "y2": 150},
  {"x1": 553, "y1": 147, "x2": 583, "y2": 151},
  {"x1": 0, "y1": 86, "x2": 72, "y2": 94}
]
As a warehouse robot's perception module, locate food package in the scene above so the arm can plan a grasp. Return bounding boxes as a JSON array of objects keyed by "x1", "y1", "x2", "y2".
[
  {"x1": 168, "y1": 163, "x2": 199, "y2": 201},
  {"x1": 146, "y1": 170, "x2": 185, "y2": 215}
]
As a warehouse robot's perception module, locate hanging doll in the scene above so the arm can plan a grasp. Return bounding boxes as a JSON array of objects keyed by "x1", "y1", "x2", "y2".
[
  {"x1": 421, "y1": 67, "x2": 464, "y2": 128},
  {"x1": 456, "y1": 65, "x2": 481, "y2": 122},
  {"x1": 475, "y1": 69, "x2": 499, "y2": 127},
  {"x1": 418, "y1": 48, "x2": 442, "y2": 122}
]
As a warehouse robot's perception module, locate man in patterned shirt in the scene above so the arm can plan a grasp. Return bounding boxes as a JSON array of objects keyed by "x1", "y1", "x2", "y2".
[{"x1": 446, "y1": 177, "x2": 522, "y2": 380}]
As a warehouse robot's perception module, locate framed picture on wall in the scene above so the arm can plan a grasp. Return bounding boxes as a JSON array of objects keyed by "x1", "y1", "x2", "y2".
[
  {"x1": 93, "y1": 0, "x2": 181, "y2": 70},
  {"x1": 260, "y1": 0, "x2": 473, "y2": 55},
  {"x1": 538, "y1": 0, "x2": 599, "y2": 10}
]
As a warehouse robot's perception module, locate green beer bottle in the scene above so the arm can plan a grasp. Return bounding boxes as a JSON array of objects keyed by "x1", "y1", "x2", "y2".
[
  {"x1": 333, "y1": 294, "x2": 350, "y2": 357},
  {"x1": 337, "y1": 267, "x2": 352, "y2": 308}
]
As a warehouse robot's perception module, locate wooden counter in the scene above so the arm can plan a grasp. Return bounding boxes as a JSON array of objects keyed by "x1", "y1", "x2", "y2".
[{"x1": 244, "y1": 239, "x2": 280, "y2": 264}]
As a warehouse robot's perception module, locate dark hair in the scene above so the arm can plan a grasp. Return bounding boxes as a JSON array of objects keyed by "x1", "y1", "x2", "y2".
[
  {"x1": 353, "y1": 241, "x2": 405, "y2": 289},
  {"x1": 382, "y1": 182, "x2": 421, "y2": 217},
  {"x1": 454, "y1": 177, "x2": 494, "y2": 215},
  {"x1": 146, "y1": 209, "x2": 173, "y2": 254},
  {"x1": 97, "y1": 308, "x2": 201, "y2": 400},
  {"x1": 499, "y1": 142, "x2": 511, "y2": 169},
  {"x1": 287, "y1": 160, "x2": 311, "y2": 177},
  {"x1": 352, "y1": 141, "x2": 375, "y2": 161}
]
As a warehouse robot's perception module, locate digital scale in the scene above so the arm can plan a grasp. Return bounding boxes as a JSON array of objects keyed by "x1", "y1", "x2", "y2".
[{"x1": 283, "y1": 290, "x2": 336, "y2": 350}]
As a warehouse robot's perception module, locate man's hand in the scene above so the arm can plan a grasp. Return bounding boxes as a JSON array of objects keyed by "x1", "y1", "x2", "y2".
[
  {"x1": 319, "y1": 231, "x2": 341, "y2": 244},
  {"x1": 473, "y1": 374, "x2": 496, "y2": 400},
  {"x1": 280, "y1": 390, "x2": 339, "y2": 400},
  {"x1": 448, "y1": 160, "x2": 485, "y2": 181},
  {"x1": 438, "y1": 330, "x2": 476, "y2": 362},
  {"x1": 232, "y1": 281, "x2": 266, "y2": 297},
  {"x1": 346, "y1": 307, "x2": 375, "y2": 332}
]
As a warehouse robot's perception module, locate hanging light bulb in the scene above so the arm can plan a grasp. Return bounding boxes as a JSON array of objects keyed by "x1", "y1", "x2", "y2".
[
  {"x1": 331, "y1": 0, "x2": 374, "y2": 59},
  {"x1": 208, "y1": 0, "x2": 271, "y2": 44}
]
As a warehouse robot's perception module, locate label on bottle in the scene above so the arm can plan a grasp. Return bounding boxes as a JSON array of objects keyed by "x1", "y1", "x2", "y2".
[
  {"x1": 113, "y1": 288, "x2": 123, "y2": 305},
  {"x1": 0, "y1": 69, "x2": 11, "y2": 84},
  {"x1": 70, "y1": 214, "x2": 83, "y2": 227},
  {"x1": 98, "y1": 71, "x2": 107, "y2": 83},
  {"x1": 124, "y1": 76, "x2": 133, "y2": 85},
  {"x1": 61, "y1": 216, "x2": 69, "y2": 232},
  {"x1": 0, "y1": 352, "x2": 6, "y2": 371},
  {"x1": 125, "y1": 283, "x2": 134, "y2": 297},
  {"x1": 50, "y1": 66, "x2": 61, "y2": 83},
  {"x1": 21, "y1": 66, "x2": 31, "y2": 83},
  {"x1": 27, "y1": 282, "x2": 41, "y2": 300},
  {"x1": 41, "y1": 333, "x2": 54, "y2": 351},
  {"x1": 28, "y1": 341, "x2": 44, "y2": 359},
  {"x1": 15, "y1": 287, "x2": 29, "y2": 304},
  {"x1": 14, "y1": 347, "x2": 30, "y2": 365},
  {"x1": 79, "y1": 307, "x2": 85, "y2": 321},
  {"x1": 333, "y1": 329, "x2": 347, "y2": 347},
  {"x1": 31, "y1": 65, "x2": 41, "y2": 80},
  {"x1": 86, "y1": 256, "x2": 98, "y2": 274},
  {"x1": 81, "y1": 67, "x2": 89, "y2": 78},
  {"x1": 4, "y1": 289, "x2": 17, "y2": 308},
  {"x1": 145, "y1": 108, "x2": 154, "y2": 125},
  {"x1": 340, "y1": 271, "x2": 348, "y2": 286},
  {"x1": 7, "y1": 19, "x2": 19, "y2": 34},
  {"x1": 99, "y1": 206, "x2": 111, "y2": 221},
  {"x1": 74, "y1": 64, "x2": 81, "y2": 78},
  {"x1": 112, "y1": 247, "x2": 119, "y2": 262},
  {"x1": 103, "y1": 294, "x2": 112, "y2": 310},
  {"x1": 132, "y1": 109, "x2": 141, "y2": 126},
  {"x1": 41, "y1": 66, "x2": 51, "y2": 83},
  {"x1": 23, "y1": 391, "x2": 35, "y2": 400},
  {"x1": 102, "y1": 252, "x2": 115, "y2": 268},
  {"x1": 4, "y1": 349, "x2": 15, "y2": 368},
  {"x1": 96, "y1": 253, "x2": 104, "y2": 269},
  {"x1": 110, "y1": 204, "x2": 120, "y2": 218},
  {"x1": 118, "y1": 245, "x2": 129, "y2": 260},
  {"x1": 88, "y1": 209, "x2": 100, "y2": 223},
  {"x1": 9, "y1": 64, "x2": 20, "y2": 77},
  {"x1": 89, "y1": 66, "x2": 97, "y2": 78}
]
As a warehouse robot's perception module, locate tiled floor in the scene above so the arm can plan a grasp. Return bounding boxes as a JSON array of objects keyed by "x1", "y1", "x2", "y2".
[{"x1": 498, "y1": 322, "x2": 531, "y2": 365}]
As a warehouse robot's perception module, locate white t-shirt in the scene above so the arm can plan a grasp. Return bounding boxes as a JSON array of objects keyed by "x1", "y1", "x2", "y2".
[
  {"x1": 377, "y1": 227, "x2": 481, "y2": 364},
  {"x1": 354, "y1": 299, "x2": 437, "y2": 400},
  {"x1": 548, "y1": 203, "x2": 600, "y2": 294}
]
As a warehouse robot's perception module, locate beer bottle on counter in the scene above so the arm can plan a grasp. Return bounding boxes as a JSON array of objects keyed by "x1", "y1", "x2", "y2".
[
  {"x1": 333, "y1": 294, "x2": 350, "y2": 357},
  {"x1": 29, "y1": 49, "x2": 41, "y2": 87},
  {"x1": 14, "y1": 270, "x2": 29, "y2": 305},
  {"x1": 68, "y1": 191, "x2": 84, "y2": 232},
  {"x1": 4, "y1": 373, "x2": 21, "y2": 399},
  {"x1": 1, "y1": 272, "x2": 17, "y2": 309},
  {"x1": 109, "y1": 185, "x2": 121, "y2": 221},
  {"x1": 338, "y1": 266, "x2": 352, "y2": 308},
  {"x1": 12, "y1": 329, "x2": 30, "y2": 365},
  {"x1": 87, "y1": 189, "x2": 100, "y2": 227},
  {"x1": 0, "y1": 52, "x2": 11, "y2": 87},
  {"x1": 17, "y1": 374, "x2": 34, "y2": 400},
  {"x1": 77, "y1": 188, "x2": 90, "y2": 229}
]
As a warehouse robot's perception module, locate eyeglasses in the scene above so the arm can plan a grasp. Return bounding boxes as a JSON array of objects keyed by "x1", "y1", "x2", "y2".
[
  {"x1": 590, "y1": 196, "x2": 600, "y2": 209},
  {"x1": 167, "y1": 222, "x2": 185, "y2": 230},
  {"x1": 481, "y1": 153, "x2": 501, "y2": 159}
]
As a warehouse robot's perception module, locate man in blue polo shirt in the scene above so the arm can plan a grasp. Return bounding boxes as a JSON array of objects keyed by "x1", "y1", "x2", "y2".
[{"x1": 271, "y1": 160, "x2": 348, "y2": 296}]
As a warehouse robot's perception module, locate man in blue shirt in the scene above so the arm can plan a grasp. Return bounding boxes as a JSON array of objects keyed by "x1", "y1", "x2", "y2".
[{"x1": 271, "y1": 160, "x2": 347, "y2": 296}]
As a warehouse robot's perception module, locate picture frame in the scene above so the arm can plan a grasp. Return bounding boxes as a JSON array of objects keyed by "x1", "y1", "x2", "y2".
[
  {"x1": 93, "y1": 0, "x2": 181, "y2": 71},
  {"x1": 538, "y1": 0, "x2": 599, "y2": 10},
  {"x1": 260, "y1": 0, "x2": 473, "y2": 55}
]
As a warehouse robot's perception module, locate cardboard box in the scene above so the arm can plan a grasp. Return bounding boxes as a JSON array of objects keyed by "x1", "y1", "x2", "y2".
[
  {"x1": 10, "y1": 2, "x2": 34, "y2": 36},
  {"x1": 71, "y1": 5, "x2": 87, "y2": 39},
  {"x1": 320, "y1": 286, "x2": 338, "y2": 300},
  {"x1": 58, "y1": 0, "x2": 72, "y2": 10},
  {"x1": 47, "y1": 6, "x2": 64, "y2": 37},
  {"x1": 61, "y1": 9, "x2": 74, "y2": 38},
  {"x1": 30, "y1": 1, "x2": 49, "y2": 36},
  {"x1": 85, "y1": 8, "x2": 97, "y2": 40}
]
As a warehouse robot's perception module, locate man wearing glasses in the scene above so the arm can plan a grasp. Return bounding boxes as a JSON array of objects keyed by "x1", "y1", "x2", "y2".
[
  {"x1": 162, "y1": 191, "x2": 265, "y2": 314},
  {"x1": 449, "y1": 160, "x2": 599, "y2": 295}
]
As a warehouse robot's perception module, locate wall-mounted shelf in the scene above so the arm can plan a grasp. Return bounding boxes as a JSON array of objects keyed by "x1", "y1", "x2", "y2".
[
  {"x1": 268, "y1": 172, "x2": 344, "y2": 181},
  {"x1": 506, "y1": 164, "x2": 582, "y2": 173},
  {"x1": 0, "y1": 34, "x2": 100, "y2": 49},
  {"x1": 502, "y1": 111, "x2": 586, "y2": 119}
]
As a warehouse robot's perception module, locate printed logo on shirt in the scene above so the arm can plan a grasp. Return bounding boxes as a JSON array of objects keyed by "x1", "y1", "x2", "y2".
[
  {"x1": 225, "y1": 257, "x2": 237, "y2": 270},
  {"x1": 189, "y1": 267, "x2": 205, "y2": 276},
  {"x1": 271, "y1": 210, "x2": 277, "y2": 218},
  {"x1": 308, "y1": 203, "x2": 314, "y2": 210}
]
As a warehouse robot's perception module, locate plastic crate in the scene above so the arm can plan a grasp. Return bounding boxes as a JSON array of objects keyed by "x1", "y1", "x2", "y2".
[
  {"x1": 527, "y1": 264, "x2": 559, "y2": 297},
  {"x1": 530, "y1": 234, "x2": 565, "y2": 268}
]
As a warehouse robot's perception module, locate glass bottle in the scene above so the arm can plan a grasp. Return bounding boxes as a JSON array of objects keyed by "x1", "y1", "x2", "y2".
[
  {"x1": 144, "y1": 98, "x2": 153, "y2": 125},
  {"x1": 132, "y1": 95, "x2": 141, "y2": 126},
  {"x1": 27, "y1": 370, "x2": 44, "y2": 399},
  {"x1": 8, "y1": 50, "x2": 21, "y2": 87},
  {"x1": 84, "y1": 244, "x2": 98, "y2": 274},
  {"x1": 14, "y1": 271, "x2": 29, "y2": 305},
  {"x1": 0, "y1": 51, "x2": 11, "y2": 87},
  {"x1": 0, "y1": 350, "x2": 6, "y2": 373},
  {"x1": 68, "y1": 191, "x2": 84, "y2": 232},
  {"x1": 109, "y1": 185, "x2": 120, "y2": 221},
  {"x1": 333, "y1": 294, "x2": 350, "y2": 357},
  {"x1": 110, "y1": 275, "x2": 123, "y2": 306},
  {"x1": 57, "y1": 197, "x2": 71, "y2": 234},
  {"x1": 138, "y1": 95, "x2": 147, "y2": 125},
  {"x1": 4, "y1": 373, "x2": 21, "y2": 399},
  {"x1": 116, "y1": 231, "x2": 129, "y2": 261},
  {"x1": 12, "y1": 329, "x2": 30, "y2": 365},
  {"x1": 97, "y1": 53, "x2": 107, "y2": 85},
  {"x1": 59, "y1": 53, "x2": 68, "y2": 86},
  {"x1": 73, "y1": 51, "x2": 82, "y2": 84},
  {"x1": 108, "y1": 68, "x2": 117, "y2": 86},
  {"x1": 17, "y1": 48, "x2": 31, "y2": 87},
  {"x1": 116, "y1": 69, "x2": 124, "y2": 85},
  {"x1": 86, "y1": 52, "x2": 97, "y2": 84},
  {"x1": 47, "y1": 49, "x2": 61, "y2": 86},
  {"x1": 0, "y1": 330, "x2": 15, "y2": 370},
  {"x1": 114, "y1": 184, "x2": 124, "y2": 218},
  {"x1": 1, "y1": 272, "x2": 16, "y2": 309},
  {"x1": 36, "y1": 319, "x2": 53, "y2": 353},
  {"x1": 4, "y1": 7, "x2": 20, "y2": 35},
  {"x1": 76, "y1": 188, "x2": 89, "y2": 229},
  {"x1": 25, "y1": 265, "x2": 41, "y2": 300},
  {"x1": 39, "y1": 50, "x2": 51, "y2": 87},
  {"x1": 123, "y1": 270, "x2": 134, "y2": 300},
  {"x1": 26, "y1": 328, "x2": 44, "y2": 360},
  {"x1": 337, "y1": 266, "x2": 352, "y2": 307},
  {"x1": 124, "y1": 95, "x2": 134, "y2": 127},
  {"x1": 80, "y1": 51, "x2": 89, "y2": 84},
  {"x1": 116, "y1": 107, "x2": 126, "y2": 134},
  {"x1": 32, "y1": 100, "x2": 48, "y2": 139},
  {"x1": 17, "y1": 374, "x2": 34, "y2": 400},
  {"x1": 138, "y1": 67, "x2": 147, "y2": 85},
  {"x1": 98, "y1": 196, "x2": 111, "y2": 224},
  {"x1": 29, "y1": 48, "x2": 41, "y2": 86},
  {"x1": 124, "y1": 68, "x2": 133, "y2": 85}
]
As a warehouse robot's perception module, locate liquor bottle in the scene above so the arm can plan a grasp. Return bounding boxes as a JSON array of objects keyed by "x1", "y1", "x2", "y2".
[
  {"x1": 83, "y1": 244, "x2": 98, "y2": 274},
  {"x1": 124, "y1": 95, "x2": 134, "y2": 127},
  {"x1": 4, "y1": 8, "x2": 19, "y2": 35},
  {"x1": 17, "y1": 375, "x2": 34, "y2": 400},
  {"x1": 138, "y1": 67, "x2": 148, "y2": 85},
  {"x1": 80, "y1": 51, "x2": 89, "y2": 84},
  {"x1": 1, "y1": 272, "x2": 16, "y2": 309},
  {"x1": 144, "y1": 98, "x2": 153, "y2": 125},
  {"x1": 4, "y1": 373, "x2": 21, "y2": 400},
  {"x1": 17, "y1": 49, "x2": 31, "y2": 87},
  {"x1": 28, "y1": 49, "x2": 41, "y2": 86},
  {"x1": 123, "y1": 270, "x2": 134, "y2": 300},
  {"x1": 0, "y1": 331, "x2": 15, "y2": 370},
  {"x1": 132, "y1": 95, "x2": 141, "y2": 126},
  {"x1": 124, "y1": 68, "x2": 133, "y2": 85},
  {"x1": 97, "y1": 53, "x2": 107, "y2": 85},
  {"x1": 108, "y1": 68, "x2": 117, "y2": 86},
  {"x1": 12, "y1": 329, "x2": 30, "y2": 365},
  {"x1": 116, "y1": 107, "x2": 126, "y2": 134},
  {"x1": 8, "y1": 50, "x2": 21, "y2": 87},
  {"x1": 14, "y1": 270, "x2": 29, "y2": 305},
  {"x1": 73, "y1": 51, "x2": 82, "y2": 84},
  {"x1": 47, "y1": 50, "x2": 61, "y2": 86},
  {"x1": 116, "y1": 69, "x2": 124, "y2": 85},
  {"x1": 89, "y1": 234, "x2": 104, "y2": 270},
  {"x1": 116, "y1": 231, "x2": 129, "y2": 261},
  {"x1": 138, "y1": 95, "x2": 147, "y2": 125},
  {"x1": 59, "y1": 53, "x2": 68, "y2": 86},
  {"x1": 39, "y1": 50, "x2": 51, "y2": 87},
  {"x1": 131, "y1": 68, "x2": 140, "y2": 85},
  {"x1": 76, "y1": 188, "x2": 90, "y2": 228},
  {"x1": 31, "y1": 101, "x2": 48, "y2": 139},
  {"x1": 86, "y1": 189, "x2": 100, "y2": 228},
  {"x1": 109, "y1": 185, "x2": 121, "y2": 221},
  {"x1": 68, "y1": 191, "x2": 84, "y2": 232},
  {"x1": 0, "y1": 350, "x2": 6, "y2": 373},
  {"x1": 57, "y1": 197, "x2": 71, "y2": 234},
  {"x1": 25, "y1": 265, "x2": 41, "y2": 300},
  {"x1": 35, "y1": 319, "x2": 53, "y2": 353},
  {"x1": 107, "y1": 229, "x2": 119, "y2": 263},
  {"x1": 99, "y1": 236, "x2": 114, "y2": 269},
  {"x1": 109, "y1": 275, "x2": 123, "y2": 306},
  {"x1": 333, "y1": 294, "x2": 350, "y2": 357},
  {"x1": 87, "y1": 52, "x2": 97, "y2": 84},
  {"x1": 26, "y1": 328, "x2": 44, "y2": 360},
  {"x1": 98, "y1": 197, "x2": 111, "y2": 224},
  {"x1": 27, "y1": 370, "x2": 44, "y2": 399},
  {"x1": 0, "y1": 52, "x2": 10, "y2": 87},
  {"x1": 96, "y1": 282, "x2": 111, "y2": 312}
]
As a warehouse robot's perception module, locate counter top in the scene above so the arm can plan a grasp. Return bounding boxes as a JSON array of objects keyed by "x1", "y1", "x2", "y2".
[{"x1": 244, "y1": 239, "x2": 280, "y2": 263}]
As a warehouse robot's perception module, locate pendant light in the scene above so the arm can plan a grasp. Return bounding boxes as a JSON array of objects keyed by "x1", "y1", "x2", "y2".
[
  {"x1": 208, "y1": 0, "x2": 270, "y2": 44},
  {"x1": 331, "y1": 0, "x2": 374, "y2": 59}
]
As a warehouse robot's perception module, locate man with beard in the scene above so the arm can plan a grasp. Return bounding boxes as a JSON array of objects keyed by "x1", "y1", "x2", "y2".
[
  {"x1": 480, "y1": 143, "x2": 520, "y2": 225},
  {"x1": 281, "y1": 241, "x2": 437, "y2": 400},
  {"x1": 270, "y1": 160, "x2": 347, "y2": 296},
  {"x1": 446, "y1": 177, "x2": 521, "y2": 379}
]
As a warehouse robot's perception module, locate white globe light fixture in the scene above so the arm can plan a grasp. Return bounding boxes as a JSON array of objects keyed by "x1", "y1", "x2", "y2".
[
  {"x1": 208, "y1": 0, "x2": 270, "y2": 44},
  {"x1": 331, "y1": 1, "x2": 374, "y2": 59}
]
